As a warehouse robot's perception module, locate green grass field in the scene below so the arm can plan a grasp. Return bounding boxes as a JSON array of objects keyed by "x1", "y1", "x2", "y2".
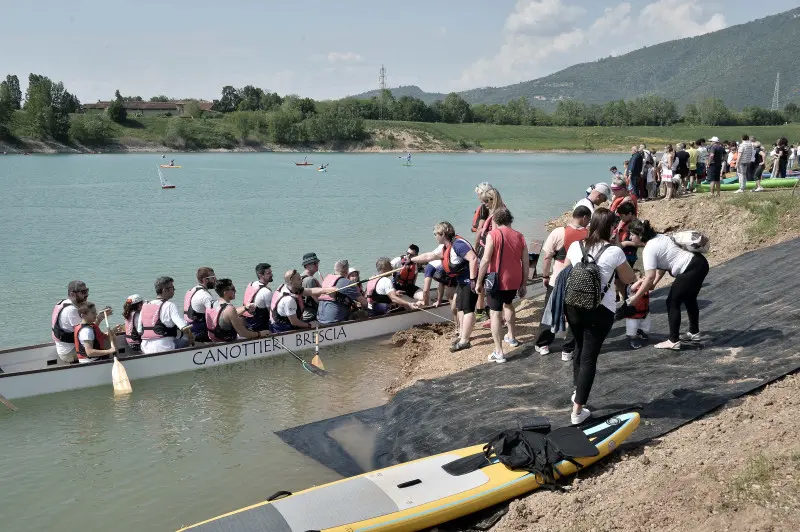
[{"x1": 367, "y1": 120, "x2": 800, "y2": 151}]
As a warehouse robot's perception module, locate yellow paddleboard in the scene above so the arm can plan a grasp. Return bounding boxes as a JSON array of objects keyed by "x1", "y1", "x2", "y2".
[
  {"x1": 179, "y1": 412, "x2": 640, "y2": 532},
  {"x1": 160, "y1": 165, "x2": 182, "y2": 168}
]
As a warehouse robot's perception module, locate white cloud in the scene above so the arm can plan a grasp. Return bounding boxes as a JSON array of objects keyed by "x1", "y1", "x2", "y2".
[
  {"x1": 327, "y1": 51, "x2": 363, "y2": 63},
  {"x1": 455, "y1": 0, "x2": 727, "y2": 89}
]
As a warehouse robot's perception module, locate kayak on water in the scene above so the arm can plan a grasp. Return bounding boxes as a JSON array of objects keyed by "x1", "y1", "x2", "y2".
[
  {"x1": 695, "y1": 177, "x2": 798, "y2": 192},
  {"x1": 178, "y1": 412, "x2": 640, "y2": 532},
  {"x1": 295, "y1": 162, "x2": 313, "y2": 166},
  {"x1": 159, "y1": 165, "x2": 181, "y2": 168}
]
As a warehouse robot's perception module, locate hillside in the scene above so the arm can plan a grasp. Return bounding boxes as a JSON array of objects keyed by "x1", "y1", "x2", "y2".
[
  {"x1": 355, "y1": 8, "x2": 800, "y2": 110},
  {"x1": 348, "y1": 85, "x2": 447, "y2": 105}
]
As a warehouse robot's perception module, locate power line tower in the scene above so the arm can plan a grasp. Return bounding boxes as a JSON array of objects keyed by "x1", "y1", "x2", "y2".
[
  {"x1": 378, "y1": 64, "x2": 386, "y2": 120},
  {"x1": 771, "y1": 72, "x2": 780, "y2": 111}
]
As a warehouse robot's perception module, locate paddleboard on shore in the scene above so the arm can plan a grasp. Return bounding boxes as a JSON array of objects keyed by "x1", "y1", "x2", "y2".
[{"x1": 179, "y1": 412, "x2": 640, "y2": 532}]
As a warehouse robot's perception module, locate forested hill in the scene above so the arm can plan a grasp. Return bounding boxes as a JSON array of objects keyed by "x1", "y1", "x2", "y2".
[{"x1": 355, "y1": 8, "x2": 800, "y2": 110}]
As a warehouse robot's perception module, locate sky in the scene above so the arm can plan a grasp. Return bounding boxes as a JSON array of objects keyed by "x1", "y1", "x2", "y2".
[{"x1": 2, "y1": 0, "x2": 798, "y2": 103}]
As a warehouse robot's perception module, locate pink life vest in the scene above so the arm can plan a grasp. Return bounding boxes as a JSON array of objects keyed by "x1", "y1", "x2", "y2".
[
  {"x1": 242, "y1": 281, "x2": 267, "y2": 318},
  {"x1": 51, "y1": 299, "x2": 75, "y2": 343},
  {"x1": 270, "y1": 285, "x2": 304, "y2": 326},
  {"x1": 140, "y1": 300, "x2": 178, "y2": 341},
  {"x1": 206, "y1": 302, "x2": 237, "y2": 342},
  {"x1": 318, "y1": 274, "x2": 354, "y2": 305},
  {"x1": 183, "y1": 286, "x2": 208, "y2": 324},
  {"x1": 124, "y1": 311, "x2": 142, "y2": 346},
  {"x1": 366, "y1": 278, "x2": 392, "y2": 305}
]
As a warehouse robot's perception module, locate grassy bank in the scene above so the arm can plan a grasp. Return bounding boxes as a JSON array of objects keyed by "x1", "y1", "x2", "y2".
[
  {"x1": 4, "y1": 113, "x2": 800, "y2": 153},
  {"x1": 367, "y1": 121, "x2": 800, "y2": 151}
]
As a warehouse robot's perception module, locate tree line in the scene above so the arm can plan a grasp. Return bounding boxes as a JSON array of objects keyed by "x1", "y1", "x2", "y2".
[{"x1": 2, "y1": 73, "x2": 800, "y2": 148}]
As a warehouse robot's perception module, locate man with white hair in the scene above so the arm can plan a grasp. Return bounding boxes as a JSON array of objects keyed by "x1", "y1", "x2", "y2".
[
  {"x1": 575, "y1": 182, "x2": 611, "y2": 214},
  {"x1": 316, "y1": 259, "x2": 369, "y2": 325}
]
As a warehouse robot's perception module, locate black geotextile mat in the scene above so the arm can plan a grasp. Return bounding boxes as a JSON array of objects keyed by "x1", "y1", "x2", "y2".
[{"x1": 278, "y1": 238, "x2": 800, "y2": 483}]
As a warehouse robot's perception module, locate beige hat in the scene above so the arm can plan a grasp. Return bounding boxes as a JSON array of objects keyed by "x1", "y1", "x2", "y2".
[
  {"x1": 126, "y1": 294, "x2": 143, "y2": 304},
  {"x1": 348, "y1": 267, "x2": 360, "y2": 275},
  {"x1": 594, "y1": 182, "x2": 612, "y2": 199}
]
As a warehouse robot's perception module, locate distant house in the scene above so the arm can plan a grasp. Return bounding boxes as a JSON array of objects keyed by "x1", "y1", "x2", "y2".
[{"x1": 82, "y1": 100, "x2": 214, "y2": 117}]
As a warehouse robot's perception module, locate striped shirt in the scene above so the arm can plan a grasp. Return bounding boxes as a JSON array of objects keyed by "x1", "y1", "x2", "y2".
[{"x1": 737, "y1": 141, "x2": 754, "y2": 165}]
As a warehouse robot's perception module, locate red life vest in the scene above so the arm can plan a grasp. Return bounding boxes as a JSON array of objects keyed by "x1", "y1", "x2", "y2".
[
  {"x1": 206, "y1": 302, "x2": 236, "y2": 343},
  {"x1": 475, "y1": 214, "x2": 494, "y2": 258},
  {"x1": 124, "y1": 311, "x2": 142, "y2": 346},
  {"x1": 270, "y1": 285, "x2": 305, "y2": 327},
  {"x1": 183, "y1": 286, "x2": 208, "y2": 324},
  {"x1": 488, "y1": 226, "x2": 526, "y2": 291},
  {"x1": 555, "y1": 225, "x2": 588, "y2": 263},
  {"x1": 393, "y1": 258, "x2": 417, "y2": 288},
  {"x1": 74, "y1": 322, "x2": 103, "y2": 360},
  {"x1": 471, "y1": 205, "x2": 483, "y2": 232},
  {"x1": 140, "y1": 300, "x2": 179, "y2": 341},
  {"x1": 442, "y1": 236, "x2": 473, "y2": 278},
  {"x1": 51, "y1": 299, "x2": 75, "y2": 343},
  {"x1": 367, "y1": 277, "x2": 392, "y2": 305}
]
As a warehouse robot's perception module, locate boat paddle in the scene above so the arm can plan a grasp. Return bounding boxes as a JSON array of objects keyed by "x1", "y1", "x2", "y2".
[
  {"x1": 0, "y1": 392, "x2": 17, "y2": 412},
  {"x1": 105, "y1": 311, "x2": 133, "y2": 395},
  {"x1": 311, "y1": 328, "x2": 324, "y2": 369},
  {"x1": 276, "y1": 340, "x2": 327, "y2": 377},
  {"x1": 329, "y1": 267, "x2": 404, "y2": 294}
]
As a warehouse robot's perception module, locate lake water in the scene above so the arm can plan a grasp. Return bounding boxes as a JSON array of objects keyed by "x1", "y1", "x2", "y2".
[{"x1": 0, "y1": 152, "x2": 619, "y2": 531}]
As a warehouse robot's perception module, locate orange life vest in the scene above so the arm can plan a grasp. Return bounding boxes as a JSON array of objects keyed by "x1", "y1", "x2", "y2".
[
  {"x1": 470, "y1": 205, "x2": 483, "y2": 232},
  {"x1": 73, "y1": 323, "x2": 103, "y2": 360},
  {"x1": 442, "y1": 235, "x2": 472, "y2": 278}
]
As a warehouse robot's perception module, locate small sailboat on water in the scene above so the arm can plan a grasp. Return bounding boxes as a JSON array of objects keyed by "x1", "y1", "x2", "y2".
[{"x1": 158, "y1": 166, "x2": 176, "y2": 189}]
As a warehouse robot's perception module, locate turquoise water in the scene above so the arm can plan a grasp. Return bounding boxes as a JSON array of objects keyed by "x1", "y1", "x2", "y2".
[
  {"x1": 0, "y1": 152, "x2": 619, "y2": 349},
  {"x1": 0, "y1": 152, "x2": 620, "y2": 532}
]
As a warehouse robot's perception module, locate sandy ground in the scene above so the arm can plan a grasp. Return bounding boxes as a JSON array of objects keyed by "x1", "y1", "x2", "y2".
[{"x1": 386, "y1": 191, "x2": 800, "y2": 531}]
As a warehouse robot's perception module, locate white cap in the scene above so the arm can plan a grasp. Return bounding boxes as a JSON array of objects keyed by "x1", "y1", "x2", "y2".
[
  {"x1": 594, "y1": 182, "x2": 612, "y2": 199},
  {"x1": 126, "y1": 294, "x2": 143, "y2": 304},
  {"x1": 710, "y1": 136, "x2": 720, "y2": 142},
  {"x1": 348, "y1": 267, "x2": 360, "y2": 275}
]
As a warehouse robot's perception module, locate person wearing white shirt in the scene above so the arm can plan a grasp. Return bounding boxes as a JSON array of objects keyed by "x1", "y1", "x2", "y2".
[
  {"x1": 574, "y1": 183, "x2": 611, "y2": 214},
  {"x1": 138, "y1": 276, "x2": 195, "y2": 354},
  {"x1": 51, "y1": 280, "x2": 116, "y2": 364},
  {"x1": 74, "y1": 302, "x2": 119, "y2": 363},
  {"x1": 627, "y1": 220, "x2": 709, "y2": 351},
  {"x1": 562, "y1": 208, "x2": 635, "y2": 425},
  {"x1": 367, "y1": 258, "x2": 421, "y2": 316},
  {"x1": 735, "y1": 134, "x2": 755, "y2": 193}
]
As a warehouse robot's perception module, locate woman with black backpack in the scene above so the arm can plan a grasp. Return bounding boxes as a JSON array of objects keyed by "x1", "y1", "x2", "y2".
[
  {"x1": 562, "y1": 208, "x2": 635, "y2": 425},
  {"x1": 626, "y1": 220, "x2": 709, "y2": 351}
]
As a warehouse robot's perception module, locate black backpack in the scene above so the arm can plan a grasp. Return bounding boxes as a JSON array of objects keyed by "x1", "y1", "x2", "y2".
[
  {"x1": 482, "y1": 427, "x2": 599, "y2": 487},
  {"x1": 565, "y1": 242, "x2": 615, "y2": 310}
]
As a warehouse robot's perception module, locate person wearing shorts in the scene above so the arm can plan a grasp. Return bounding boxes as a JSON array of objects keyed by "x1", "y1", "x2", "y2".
[{"x1": 476, "y1": 208, "x2": 529, "y2": 364}]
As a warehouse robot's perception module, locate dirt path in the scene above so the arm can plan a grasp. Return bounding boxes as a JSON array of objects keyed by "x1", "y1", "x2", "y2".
[{"x1": 385, "y1": 190, "x2": 800, "y2": 531}]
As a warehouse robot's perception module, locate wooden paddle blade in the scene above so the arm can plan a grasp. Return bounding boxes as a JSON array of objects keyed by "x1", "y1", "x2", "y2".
[
  {"x1": 0, "y1": 393, "x2": 18, "y2": 412},
  {"x1": 311, "y1": 354, "x2": 325, "y2": 370},
  {"x1": 112, "y1": 357, "x2": 133, "y2": 395}
]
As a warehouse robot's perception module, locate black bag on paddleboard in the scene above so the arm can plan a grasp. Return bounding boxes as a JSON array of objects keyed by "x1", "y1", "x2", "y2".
[
  {"x1": 482, "y1": 427, "x2": 599, "y2": 487},
  {"x1": 564, "y1": 242, "x2": 615, "y2": 310}
]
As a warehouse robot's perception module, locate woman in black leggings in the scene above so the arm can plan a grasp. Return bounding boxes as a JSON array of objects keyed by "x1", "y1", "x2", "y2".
[
  {"x1": 627, "y1": 220, "x2": 709, "y2": 350},
  {"x1": 562, "y1": 208, "x2": 635, "y2": 425}
]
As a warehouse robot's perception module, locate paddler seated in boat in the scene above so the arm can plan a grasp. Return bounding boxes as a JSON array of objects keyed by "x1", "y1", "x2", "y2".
[
  {"x1": 390, "y1": 244, "x2": 425, "y2": 302},
  {"x1": 242, "y1": 262, "x2": 274, "y2": 332},
  {"x1": 74, "y1": 302, "x2": 118, "y2": 363},
  {"x1": 183, "y1": 267, "x2": 217, "y2": 342},
  {"x1": 138, "y1": 276, "x2": 195, "y2": 354},
  {"x1": 411, "y1": 222, "x2": 480, "y2": 352},
  {"x1": 300, "y1": 253, "x2": 322, "y2": 322},
  {"x1": 367, "y1": 257, "x2": 422, "y2": 316},
  {"x1": 270, "y1": 270, "x2": 338, "y2": 333},
  {"x1": 317, "y1": 260, "x2": 370, "y2": 325},
  {"x1": 122, "y1": 294, "x2": 144, "y2": 353},
  {"x1": 206, "y1": 279, "x2": 267, "y2": 342},
  {"x1": 51, "y1": 280, "x2": 117, "y2": 364}
]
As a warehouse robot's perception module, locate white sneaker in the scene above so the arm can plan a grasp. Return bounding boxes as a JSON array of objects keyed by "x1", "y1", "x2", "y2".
[
  {"x1": 682, "y1": 332, "x2": 701, "y2": 341},
  {"x1": 734, "y1": 189, "x2": 744, "y2": 194},
  {"x1": 754, "y1": 187, "x2": 765, "y2": 192},
  {"x1": 561, "y1": 351, "x2": 573, "y2": 361},
  {"x1": 655, "y1": 339, "x2": 681, "y2": 350},
  {"x1": 571, "y1": 408, "x2": 591, "y2": 425},
  {"x1": 535, "y1": 345, "x2": 550, "y2": 356},
  {"x1": 488, "y1": 351, "x2": 506, "y2": 364}
]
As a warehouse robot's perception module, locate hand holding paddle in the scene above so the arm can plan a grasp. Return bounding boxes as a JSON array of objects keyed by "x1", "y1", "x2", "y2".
[
  {"x1": 330, "y1": 267, "x2": 404, "y2": 294},
  {"x1": 105, "y1": 310, "x2": 132, "y2": 396}
]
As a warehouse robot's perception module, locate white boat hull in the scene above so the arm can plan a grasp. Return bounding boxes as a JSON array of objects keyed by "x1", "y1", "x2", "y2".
[
  {"x1": 0, "y1": 305, "x2": 455, "y2": 400},
  {"x1": 0, "y1": 283, "x2": 544, "y2": 400}
]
